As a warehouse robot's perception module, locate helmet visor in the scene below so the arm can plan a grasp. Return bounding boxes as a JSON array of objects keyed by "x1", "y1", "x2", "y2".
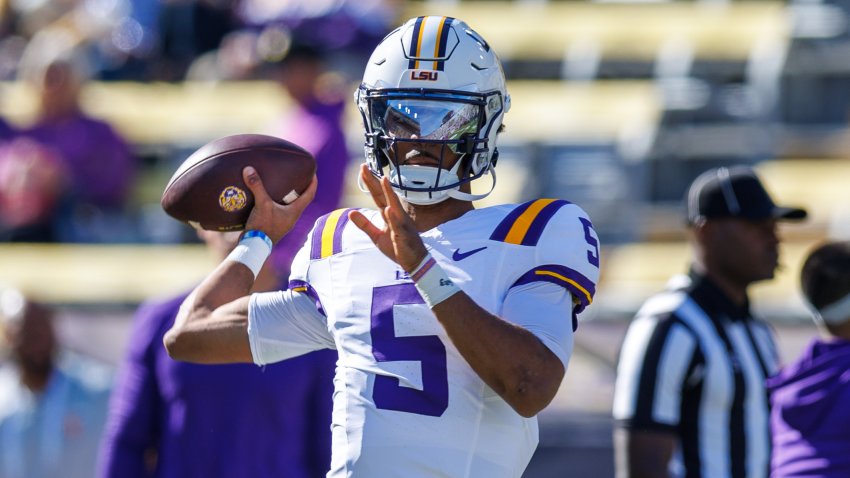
[{"x1": 369, "y1": 97, "x2": 483, "y2": 154}]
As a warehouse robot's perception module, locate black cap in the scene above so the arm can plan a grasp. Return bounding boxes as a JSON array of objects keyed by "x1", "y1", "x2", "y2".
[{"x1": 686, "y1": 166, "x2": 807, "y2": 224}]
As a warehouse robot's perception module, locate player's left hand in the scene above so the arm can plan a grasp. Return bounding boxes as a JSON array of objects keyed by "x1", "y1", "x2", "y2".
[{"x1": 350, "y1": 164, "x2": 428, "y2": 272}]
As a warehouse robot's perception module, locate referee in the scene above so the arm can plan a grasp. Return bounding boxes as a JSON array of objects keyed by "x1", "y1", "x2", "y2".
[{"x1": 612, "y1": 166, "x2": 807, "y2": 478}]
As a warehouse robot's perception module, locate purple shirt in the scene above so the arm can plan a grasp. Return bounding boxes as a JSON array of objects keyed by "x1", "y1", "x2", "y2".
[
  {"x1": 270, "y1": 97, "x2": 350, "y2": 279},
  {"x1": 97, "y1": 293, "x2": 335, "y2": 478},
  {"x1": 24, "y1": 113, "x2": 135, "y2": 208},
  {"x1": 767, "y1": 338, "x2": 850, "y2": 477}
]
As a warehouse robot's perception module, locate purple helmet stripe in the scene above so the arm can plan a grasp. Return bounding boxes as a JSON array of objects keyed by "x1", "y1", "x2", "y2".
[
  {"x1": 407, "y1": 16, "x2": 425, "y2": 70},
  {"x1": 436, "y1": 17, "x2": 455, "y2": 71}
]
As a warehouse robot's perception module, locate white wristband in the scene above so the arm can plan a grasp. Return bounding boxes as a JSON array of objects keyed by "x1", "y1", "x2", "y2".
[
  {"x1": 410, "y1": 253, "x2": 460, "y2": 308},
  {"x1": 226, "y1": 230, "x2": 273, "y2": 278}
]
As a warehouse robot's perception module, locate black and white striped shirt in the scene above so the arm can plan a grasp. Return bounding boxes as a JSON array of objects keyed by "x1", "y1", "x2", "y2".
[{"x1": 613, "y1": 271, "x2": 780, "y2": 478}]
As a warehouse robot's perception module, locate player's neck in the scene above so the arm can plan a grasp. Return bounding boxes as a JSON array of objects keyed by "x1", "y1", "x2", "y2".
[{"x1": 405, "y1": 198, "x2": 474, "y2": 232}]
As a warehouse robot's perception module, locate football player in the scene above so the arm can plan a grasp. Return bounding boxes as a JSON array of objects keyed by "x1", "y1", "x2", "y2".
[{"x1": 165, "y1": 16, "x2": 600, "y2": 477}]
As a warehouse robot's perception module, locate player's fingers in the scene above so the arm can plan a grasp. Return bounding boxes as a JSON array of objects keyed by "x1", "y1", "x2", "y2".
[
  {"x1": 359, "y1": 164, "x2": 379, "y2": 192},
  {"x1": 380, "y1": 176, "x2": 403, "y2": 210},
  {"x1": 289, "y1": 175, "x2": 318, "y2": 209},
  {"x1": 380, "y1": 177, "x2": 418, "y2": 246},
  {"x1": 360, "y1": 164, "x2": 388, "y2": 210},
  {"x1": 243, "y1": 166, "x2": 273, "y2": 206},
  {"x1": 380, "y1": 177, "x2": 408, "y2": 225},
  {"x1": 360, "y1": 165, "x2": 392, "y2": 223},
  {"x1": 349, "y1": 210, "x2": 384, "y2": 244}
]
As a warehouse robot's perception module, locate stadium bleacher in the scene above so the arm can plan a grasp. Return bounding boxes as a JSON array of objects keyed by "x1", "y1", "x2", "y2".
[
  {"x1": 403, "y1": 1, "x2": 789, "y2": 67},
  {"x1": 0, "y1": 243, "x2": 215, "y2": 304},
  {"x1": 1, "y1": 0, "x2": 847, "y2": 318}
]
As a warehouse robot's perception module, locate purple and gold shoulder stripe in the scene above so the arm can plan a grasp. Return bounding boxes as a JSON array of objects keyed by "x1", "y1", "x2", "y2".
[
  {"x1": 490, "y1": 199, "x2": 571, "y2": 246},
  {"x1": 288, "y1": 279, "x2": 326, "y2": 317},
  {"x1": 407, "y1": 16, "x2": 455, "y2": 71},
  {"x1": 310, "y1": 208, "x2": 355, "y2": 260},
  {"x1": 512, "y1": 265, "x2": 595, "y2": 314},
  {"x1": 512, "y1": 265, "x2": 595, "y2": 330}
]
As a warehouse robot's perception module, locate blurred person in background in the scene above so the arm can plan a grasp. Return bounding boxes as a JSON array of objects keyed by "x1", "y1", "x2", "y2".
[
  {"x1": 97, "y1": 228, "x2": 335, "y2": 478},
  {"x1": 17, "y1": 45, "x2": 136, "y2": 242},
  {"x1": 613, "y1": 166, "x2": 807, "y2": 478},
  {"x1": 234, "y1": 0, "x2": 398, "y2": 68},
  {"x1": 184, "y1": 35, "x2": 355, "y2": 288},
  {"x1": 264, "y1": 40, "x2": 351, "y2": 283},
  {"x1": 0, "y1": 137, "x2": 68, "y2": 241},
  {"x1": 767, "y1": 240, "x2": 850, "y2": 477},
  {"x1": 0, "y1": 288, "x2": 111, "y2": 478},
  {"x1": 0, "y1": 72, "x2": 61, "y2": 241}
]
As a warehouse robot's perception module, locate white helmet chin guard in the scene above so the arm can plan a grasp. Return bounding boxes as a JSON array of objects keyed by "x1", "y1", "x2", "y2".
[{"x1": 356, "y1": 16, "x2": 510, "y2": 205}]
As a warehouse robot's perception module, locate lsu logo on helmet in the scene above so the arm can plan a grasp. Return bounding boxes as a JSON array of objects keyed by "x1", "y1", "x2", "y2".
[{"x1": 410, "y1": 71, "x2": 439, "y2": 81}]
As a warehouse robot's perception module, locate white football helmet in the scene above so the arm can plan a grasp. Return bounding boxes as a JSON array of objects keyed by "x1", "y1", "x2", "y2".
[{"x1": 356, "y1": 16, "x2": 510, "y2": 205}]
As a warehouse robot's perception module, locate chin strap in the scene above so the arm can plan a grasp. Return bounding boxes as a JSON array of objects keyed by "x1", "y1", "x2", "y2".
[{"x1": 446, "y1": 167, "x2": 496, "y2": 202}]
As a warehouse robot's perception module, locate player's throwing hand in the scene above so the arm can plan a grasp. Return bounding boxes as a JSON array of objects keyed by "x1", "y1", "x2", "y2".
[{"x1": 243, "y1": 166, "x2": 317, "y2": 244}]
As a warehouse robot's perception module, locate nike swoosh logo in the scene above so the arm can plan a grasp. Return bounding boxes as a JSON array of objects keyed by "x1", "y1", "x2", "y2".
[{"x1": 452, "y1": 246, "x2": 487, "y2": 261}]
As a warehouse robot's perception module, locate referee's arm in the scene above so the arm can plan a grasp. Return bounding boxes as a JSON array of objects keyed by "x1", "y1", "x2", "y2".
[
  {"x1": 614, "y1": 428, "x2": 676, "y2": 478},
  {"x1": 612, "y1": 313, "x2": 697, "y2": 478}
]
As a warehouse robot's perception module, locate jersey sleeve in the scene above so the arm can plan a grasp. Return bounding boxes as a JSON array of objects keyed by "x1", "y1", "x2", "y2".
[
  {"x1": 248, "y1": 209, "x2": 363, "y2": 365},
  {"x1": 247, "y1": 289, "x2": 336, "y2": 365},
  {"x1": 491, "y1": 200, "x2": 601, "y2": 368},
  {"x1": 612, "y1": 311, "x2": 700, "y2": 431},
  {"x1": 502, "y1": 281, "x2": 575, "y2": 369},
  {"x1": 497, "y1": 200, "x2": 601, "y2": 329}
]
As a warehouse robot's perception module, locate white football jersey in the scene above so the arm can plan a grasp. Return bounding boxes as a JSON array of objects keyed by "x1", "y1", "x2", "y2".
[{"x1": 247, "y1": 199, "x2": 600, "y2": 477}]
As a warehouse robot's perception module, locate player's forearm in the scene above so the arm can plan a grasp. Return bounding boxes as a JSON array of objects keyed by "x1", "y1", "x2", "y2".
[
  {"x1": 433, "y1": 293, "x2": 565, "y2": 417},
  {"x1": 163, "y1": 261, "x2": 254, "y2": 363}
]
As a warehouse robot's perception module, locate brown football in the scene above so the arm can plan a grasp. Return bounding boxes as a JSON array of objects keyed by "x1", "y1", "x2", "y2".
[{"x1": 161, "y1": 134, "x2": 315, "y2": 231}]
